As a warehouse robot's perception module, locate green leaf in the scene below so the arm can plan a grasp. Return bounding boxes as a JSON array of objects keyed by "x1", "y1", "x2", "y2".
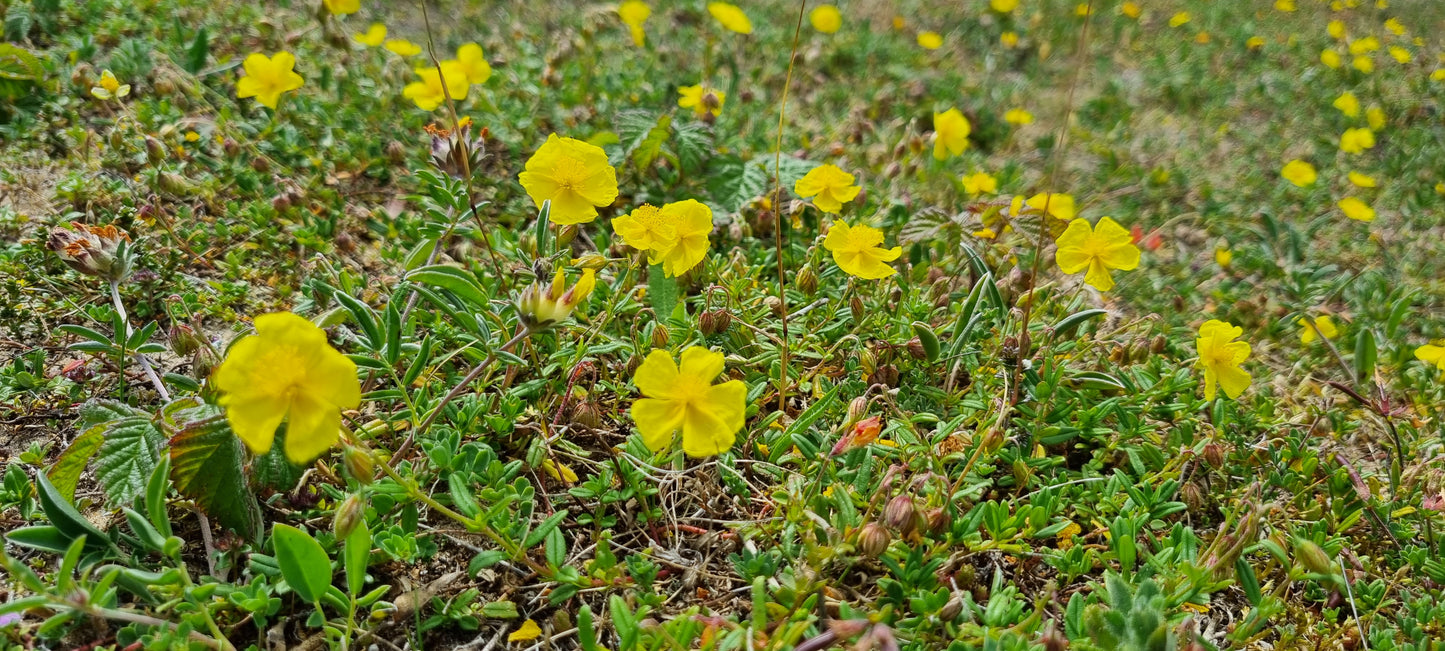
[
  {"x1": 631, "y1": 113, "x2": 671, "y2": 171},
  {"x1": 705, "y1": 155, "x2": 769, "y2": 213},
  {"x1": 271, "y1": 524, "x2": 333, "y2": 604},
  {"x1": 250, "y1": 427, "x2": 304, "y2": 492},
  {"x1": 79, "y1": 398, "x2": 147, "y2": 427},
  {"x1": 1052, "y1": 309, "x2": 1109, "y2": 339},
  {"x1": 6, "y1": 525, "x2": 75, "y2": 553},
  {"x1": 647, "y1": 264, "x2": 677, "y2": 323},
  {"x1": 0, "y1": 43, "x2": 43, "y2": 81},
  {"x1": 344, "y1": 522, "x2": 370, "y2": 597},
  {"x1": 183, "y1": 27, "x2": 209, "y2": 74},
  {"x1": 169, "y1": 414, "x2": 263, "y2": 541},
  {"x1": 406, "y1": 265, "x2": 489, "y2": 309},
  {"x1": 146, "y1": 454, "x2": 172, "y2": 539},
  {"x1": 1354, "y1": 328, "x2": 1377, "y2": 380},
  {"x1": 48, "y1": 426, "x2": 105, "y2": 502},
  {"x1": 523, "y1": 509, "x2": 569, "y2": 548},
  {"x1": 95, "y1": 416, "x2": 165, "y2": 507},
  {"x1": 33, "y1": 471, "x2": 110, "y2": 550}
]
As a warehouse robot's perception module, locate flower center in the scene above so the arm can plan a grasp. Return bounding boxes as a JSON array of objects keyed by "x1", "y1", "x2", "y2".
[{"x1": 551, "y1": 155, "x2": 588, "y2": 192}]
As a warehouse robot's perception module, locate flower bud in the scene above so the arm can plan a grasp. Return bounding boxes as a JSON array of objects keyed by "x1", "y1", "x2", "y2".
[
  {"x1": 938, "y1": 595, "x2": 964, "y2": 621},
  {"x1": 343, "y1": 446, "x2": 375, "y2": 484},
  {"x1": 385, "y1": 140, "x2": 407, "y2": 165},
  {"x1": 574, "y1": 253, "x2": 609, "y2": 270},
  {"x1": 158, "y1": 171, "x2": 190, "y2": 195},
  {"x1": 699, "y1": 308, "x2": 731, "y2": 336},
  {"x1": 555, "y1": 224, "x2": 579, "y2": 248},
  {"x1": 765, "y1": 295, "x2": 784, "y2": 317},
  {"x1": 870, "y1": 364, "x2": 899, "y2": 388},
  {"x1": 333, "y1": 493, "x2": 366, "y2": 538},
  {"x1": 144, "y1": 135, "x2": 167, "y2": 165},
  {"x1": 47, "y1": 222, "x2": 133, "y2": 282},
  {"x1": 857, "y1": 522, "x2": 892, "y2": 557},
  {"x1": 191, "y1": 345, "x2": 220, "y2": 380},
  {"x1": 883, "y1": 495, "x2": 919, "y2": 535},
  {"x1": 906, "y1": 337, "x2": 928, "y2": 361},
  {"x1": 169, "y1": 324, "x2": 202, "y2": 357},
  {"x1": 517, "y1": 268, "x2": 596, "y2": 331},
  {"x1": 1150, "y1": 334, "x2": 1167, "y2": 355},
  {"x1": 1294, "y1": 538, "x2": 1333, "y2": 576},
  {"x1": 850, "y1": 294, "x2": 864, "y2": 322},
  {"x1": 1202, "y1": 443, "x2": 1225, "y2": 470},
  {"x1": 1181, "y1": 482, "x2": 1204, "y2": 512},
  {"x1": 223, "y1": 138, "x2": 241, "y2": 157},
  {"x1": 796, "y1": 264, "x2": 819, "y2": 295},
  {"x1": 859, "y1": 348, "x2": 877, "y2": 376},
  {"x1": 1011, "y1": 458, "x2": 1031, "y2": 487},
  {"x1": 981, "y1": 427, "x2": 1006, "y2": 454},
  {"x1": 570, "y1": 400, "x2": 603, "y2": 429},
  {"x1": 650, "y1": 324, "x2": 669, "y2": 348},
  {"x1": 924, "y1": 507, "x2": 951, "y2": 535},
  {"x1": 250, "y1": 156, "x2": 270, "y2": 173},
  {"x1": 846, "y1": 396, "x2": 868, "y2": 427}
]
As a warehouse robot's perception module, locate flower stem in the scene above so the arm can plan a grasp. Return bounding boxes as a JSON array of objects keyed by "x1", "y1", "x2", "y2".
[{"x1": 109, "y1": 280, "x2": 171, "y2": 402}]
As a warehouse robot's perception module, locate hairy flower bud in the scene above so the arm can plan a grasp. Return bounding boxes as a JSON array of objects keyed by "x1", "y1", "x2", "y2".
[
  {"x1": 333, "y1": 493, "x2": 366, "y2": 538},
  {"x1": 1202, "y1": 442, "x2": 1225, "y2": 470},
  {"x1": 517, "y1": 268, "x2": 597, "y2": 331},
  {"x1": 428, "y1": 118, "x2": 487, "y2": 179},
  {"x1": 1294, "y1": 538, "x2": 1334, "y2": 576},
  {"x1": 343, "y1": 446, "x2": 375, "y2": 485},
  {"x1": 650, "y1": 323, "x2": 669, "y2": 348},
  {"x1": 939, "y1": 595, "x2": 964, "y2": 621},
  {"x1": 924, "y1": 507, "x2": 951, "y2": 535},
  {"x1": 906, "y1": 337, "x2": 928, "y2": 361},
  {"x1": 796, "y1": 264, "x2": 819, "y2": 295},
  {"x1": 1181, "y1": 482, "x2": 1204, "y2": 512},
  {"x1": 859, "y1": 348, "x2": 877, "y2": 377},
  {"x1": 699, "y1": 308, "x2": 731, "y2": 336},
  {"x1": 850, "y1": 294, "x2": 864, "y2": 322},
  {"x1": 169, "y1": 324, "x2": 202, "y2": 357},
  {"x1": 857, "y1": 522, "x2": 892, "y2": 557},
  {"x1": 223, "y1": 138, "x2": 241, "y2": 157},
  {"x1": 981, "y1": 427, "x2": 1006, "y2": 454},
  {"x1": 846, "y1": 396, "x2": 868, "y2": 428},
  {"x1": 144, "y1": 135, "x2": 167, "y2": 165},
  {"x1": 883, "y1": 495, "x2": 919, "y2": 535},
  {"x1": 47, "y1": 222, "x2": 133, "y2": 282}
]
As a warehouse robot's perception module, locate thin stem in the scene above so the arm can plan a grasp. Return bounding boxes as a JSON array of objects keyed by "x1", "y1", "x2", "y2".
[
  {"x1": 392, "y1": 328, "x2": 531, "y2": 465},
  {"x1": 109, "y1": 280, "x2": 171, "y2": 402},
  {"x1": 770, "y1": 0, "x2": 808, "y2": 415},
  {"x1": 81, "y1": 603, "x2": 233, "y2": 650}
]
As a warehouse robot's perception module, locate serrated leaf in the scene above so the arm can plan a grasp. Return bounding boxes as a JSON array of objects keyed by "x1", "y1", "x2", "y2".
[
  {"x1": 48, "y1": 427, "x2": 105, "y2": 502},
  {"x1": 705, "y1": 155, "x2": 769, "y2": 213},
  {"x1": 95, "y1": 417, "x2": 165, "y2": 507},
  {"x1": 0, "y1": 43, "x2": 43, "y2": 81},
  {"x1": 673, "y1": 121, "x2": 713, "y2": 173},
  {"x1": 79, "y1": 398, "x2": 147, "y2": 428},
  {"x1": 170, "y1": 416, "x2": 263, "y2": 541},
  {"x1": 631, "y1": 113, "x2": 671, "y2": 171}
]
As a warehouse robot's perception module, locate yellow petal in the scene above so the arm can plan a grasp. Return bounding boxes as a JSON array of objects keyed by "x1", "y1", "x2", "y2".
[
  {"x1": 634, "y1": 350, "x2": 680, "y2": 398},
  {"x1": 283, "y1": 392, "x2": 342, "y2": 464},
  {"x1": 678, "y1": 346, "x2": 726, "y2": 382},
  {"x1": 223, "y1": 393, "x2": 288, "y2": 456},
  {"x1": 508, "y1": 620, "x2": 542, "y2": 643},
  {"x1": 632, "y1": 397, "x2": 686, "y2": 451}
]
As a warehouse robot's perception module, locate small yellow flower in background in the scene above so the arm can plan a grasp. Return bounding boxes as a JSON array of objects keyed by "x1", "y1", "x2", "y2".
[
  {"x1": 384, "y1": 39, "x2": 422, "y2": 57},
  {"x1": 1001, "y1": 31, "x2": 1019, "y2": 48},
  {"x1": 1195, "y1": 319, "x2": 1252, "y2": 401},
  {"x1": 518, "y1": 135, "x2": 619, "y2": 225},
  {"x1": 402, "y1": 62, "x2": 470, "y2": 111},
  {"x1": 1321, "y1": 49, "x2": 1342, "y2": 68},
  {"x1": 1349, "y1": 36, "x2": 1379, "y2": 55},
  {"x1": 90, "y1": 69, "x2": 131, "y2": 100},
  {"x1": 932, "y1": 108, "x2": 971, "y2": 160},
  {"x1": 962, "y1": 171, "x2": 998, "y2": 195},
  {"x1": 1333, "y1": 91, "x2": 1360, "y2": 117},
  {"x1": 1298, "y1": 316, "x2": 1338, "y2": 344},
  {"x1": 1347, "y1": 171, "x2": 1377, "y2": 187},
  {"x1": 1215, "y1": 245, "x2": 1233, "y2": 267},
  {"x1": 1433, "y1": 69, "x2": 1445, "y2": 81},
  {"x1": 707, "y1": 2, "x2": 752, "y2": 34},
  {"x1": 1437, "y1": 181, "x2": 1445, "y2": 194},
  {"x1": 508, "y1": 620, "x2": 542, "y2": 643},
  {"x1": 824, "y1": 221, "x2": 901, "y2": 279},
  {"x1": 652, "y1": 200, "x2": 714, "y2": 277},
  {"x1": 619, "y1": 1, "x2": 650, "y2": 46},
  {"x1": 1275, "y1": 0, "x2": 1296, "y2": 10},
  {"x1": 1366, "y1": 107, "x2": 1385, "y2": 130},
  {"x1": 794, "y1": 164, "x2": 861, "y2": 214},
  {"x1": 917, "y1": 31, "x2": 943, "y2": 49},
  {"x1": 1339, "y1": 127, "x2": 1375, "y2": 154},
  {"x1": 1169, "y1": 12, "x2": 1190, "y2": 28},
  {"x1": 184, "y1": 131, "x2": 200, "y2": 142},
  {"x1": 353, "y1": 23, "x2": 386, "y2": 47},
  {"x1": 1194, "y1": 32, "x2": 1210, "y2": 44},
  {"x1": 1384, "y1": 18, "x2": 1406, "y2": 35},
  {"x1": 322, "y1": 0, "x2": 359, "y2": 16},
  {"x1": 1352, "y1": 55, "x2": 1374, "y2": 73},
  {"x1": 677, "y1": 84, "x2": 725, "y2": 118},
  {"x1": 1388, "y1": 46, "x2": 1411, "y2": 63},
  {"x1": 213, "y1": 312, "x2": 361, "y2": 464},
  {"x1": 991, "y1": 0, "x2": 1019, "y2": 13},
  {"x1": 810, "y1": 5, "x2": 842, "y2": 34},
  {"x1": 1053, "y1": 217, "x2": 1141, "y2": 292},
  {"x1": 1281, "y1": 160, "x2": 1317, "y2": 187},
  {"x1": 612, "y1": 204, "x2": 673, "y2": 260},
  {"x1": 1416, "y1": 344, "x2": 1445, "y2": 371},
  {"x1": 1004, "y1": 108, "x2": 1034, "y2": 125},
  {"x1": 236, "y1": 52, "x2": 304, "y2": 110},
  {"x1": 517, "y1": 268, "x2": 596, "y2": 330},
  {"x1": 1338, "y1": 197, "x2": 1375, "y2": 221},
  {"x1": 1327, "y1": 19, "x2": 1346, "y2": 40},
  {"x1": 1074, "y1": 4, "x2": 1092, "y2": 16},
  {"x1": 453, "y1": 43, "x2": 492, "y2": 85},
  {"x1": 1121, "y1": 2, "x2": 1141, "y2": 18},
  {"x1": 631, "y1": 347, "x2": 747, "y2": 458},
  {"x1": 1247, "y1": 36, "x2": 1266, "y2": 49},
  {"x1": 1024, "y1": 192, "x2": 1076, "y2": 220}
]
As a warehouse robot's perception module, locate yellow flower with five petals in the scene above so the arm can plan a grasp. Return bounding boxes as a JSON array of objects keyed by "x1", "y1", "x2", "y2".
[
  {"x1": 1195, "y1": 320, "x2": 1252, "y2": 401},
  {"x1": 1053, "y1": 217, "x2": 1141, "y2": 292},
  {"x1": 932, "y1": 108, "x2": 971, "y2": 160},
  {"x1": 631, "y1": 347, "x2": 747, "y2": 458},
  {"x1": 236, "y1": 52, "x2": 304, "y2": 110},
  {"x1": 824, "y1": 221, "x2": 900, "y2": 279},
  {"x1": 517, "y1": 134, "x2": 619, "y2": 225},
  {"x1": 794, "y1": 164, "x2": 861, "y2": 214}
]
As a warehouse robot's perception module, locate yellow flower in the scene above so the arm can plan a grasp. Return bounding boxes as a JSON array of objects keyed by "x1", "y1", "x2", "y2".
[
  {"x1": 517, "y1": 268, "x2": 596, "y2": 330},
  {"x1": 517, "y1": 134, "x2": 619, "y2": 225},
  {"x1": 932, "y1": 108, "x2": 971, "y2": 160},
  {"x1": 1194, "y1": 31, "x2": 1210, "y2": 44},
  {"x1": 212, "y1": 312, "x2": 361, "y2": 464},
  {"x1": 707, "y1": 2, "x2": 752, "y2": 34},
  {"x1": 1298, "y1": 316, "x2": 1338, "y2": 344},
  {"x1": 611, "y1": 204, "x2": 674, "y2": 261},
  {"x1": 508, "y1": 620, "x2": 542, "y2": 643},
  {"x1": 1004, "y1": 108, "x2": 1034, "y2": 125},
  {"x1": 1388, "y1": 46, "x2": 1411, "y2": 63},
  {"x1": 1349, "y1": 36, "x2": 1380, "y2": 55},
  {"x1": 1275, "y1": 0, "x2": 1295, "y2": 10},
  {"x1": 917, "y1": 31, "x2": 943, "y2": 49},
  {"x1": 1247, "y1": 36, "x2": 1266, "y2": 49},
  {"x1": 1169, "y1": 12, "x2": 1190, "y2": 28},
  {"x1": 1025, "y1": 192, "x2": 1076, "y2": 220},
  {"x1": 991, "y1": 0, "x2": 1019, "y2": 12},
  {"x1": 454, "y1": 43, "x2": 491, "y2": 85},
  {"x1": 1415, "y1": 344, "x2": 1445, "y2": 371},
  {"x1": 1339, "y1": 127, "x2": 1375, "y2": 154},
  {"x1": 619, "y1": 1, "x2": 650, "y2": 46},
  {"x1": 1347, "y1": 171, "x2": 1377, "y2": 187},
  {"x1": 402, "y1": 61, "x2": 470, "y2": 111},
  {"x1": 810, "y1": 5, "x2": 842, "y2": 34},
  {"x1": 236, "y1": 52, "x2": 304, "y2": 110},
  {"x1": 1075, "y1": 4, "x2": 1092, "y2": 16},
  {"x1": 1434, "y1": 68, "x2": 1445, "y2": 82},
  {"x1": 384, "y1": 39, "x2": 422, "y2": 57},
  {"x1": 630, "y1": 347, "x2": 747, "y2": 458},
  {"x1": 962, "y1": 171, "x2": 998, "y2": 195},
  {"x1": 1327, "y1": 19, "x2": 1346, "y2": 40},
  {"x1": 1366, "y1": 107, "x2": 1385, "y2": 130},
  {"x1": 323, "y1": 0, "x2": 359, "y2": 16},
  {"x1": 1353, "y1": 55, "x2": 1374, "y2": 73},
  {"x1": 1001, "y1": 31, "x2": 1019, "y2": 48},
  {"x1": 1333, "y1": 91, "x2": 1360, "y2": 117},
  {"x1": 1121, "y1": 2, "x2": 1141, "y2": 18},
  {"x1": 1384, "y1": 18, "x2": 1406, "y2": 36},
  {"x1": 1321, "y1": 49, "x2": 1342, "y2": 68},
  {"x1": 1196, "y1": 320, "x2": 1252, "y2": 401},
  {"x1": 1215, "y1": 246, "x2": 1233, "y2": 267},
  {"x1": 794, "y1": 164, "x2": 861, "y2": 214},
  {"x1": 353, "y1": 23, "x2": 386, "y2": 47},
  {"x1": 90, "y1": 69, "x2": 131, "y2": 100},
  {"x1": 1337, "y1": 197, "x2": 1375, "y2": 221},
  {"x1": 1053, "y1": 217, "x2": 1141, "y2": 292},
  {"x1": 652, "y1": 200, "x2": 713, "y2": 277},
  {"x1": 823, "y1": 221, "x2": 900, "y2": 279},
  {"x1": 1281, "y1": 160, "x2": 1317, "y2": 187},
  {"x1": 677, "y1": 84, "x2": 725, "y2": 118}
]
